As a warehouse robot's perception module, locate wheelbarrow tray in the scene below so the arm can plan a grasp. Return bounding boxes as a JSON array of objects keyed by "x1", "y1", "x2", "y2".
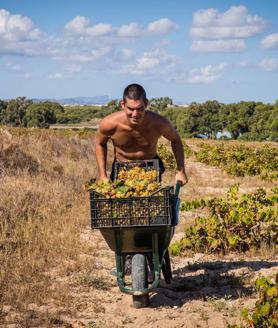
[{"x1": 99, "y1": 225, "x2": 174, "y2": 254}]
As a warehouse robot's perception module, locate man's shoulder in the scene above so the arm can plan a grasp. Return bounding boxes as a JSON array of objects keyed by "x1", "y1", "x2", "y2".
[
  {"x1": 99, "y1": 111, "x2": 124, "y2": 135},
  {"x1": 145, "y1": 110, "x2": 169, "y2": 125},
  {"x1": 101, "y1": 111, "x2": 124, "y2": 122}
]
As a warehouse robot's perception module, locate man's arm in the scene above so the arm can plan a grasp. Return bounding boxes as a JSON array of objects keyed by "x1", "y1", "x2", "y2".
[
  {"x1": 95, "y1": 118, "x2": 115, "y2": 181},
  {"x1": 160, "y1": 118, "x2": 188, "y2": 185}
]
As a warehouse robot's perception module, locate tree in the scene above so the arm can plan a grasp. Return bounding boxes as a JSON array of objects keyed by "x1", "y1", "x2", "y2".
[
  {"x1": 107, "y1": 99, "x2": 121, "y2": 112},
  {"x1": 23, "y1": 103, "x2": 56, "y2": 128},
  {"x1": 0, "y1": 99, "x2": 8, "y2": 124},
  {"x1": 248, "y1": 103, "x2": 275, "y2": 140},
  {"x1": 38, "y1": 101, "x2": 65, "y2": 123},
  {"x1": 2, "y1": 97, "x2": 32, "y2": 126},
  {"x1": 149, "y1": 97, "x2": 173, "y2": 113},
  {"x1": 220, "y1": 102, "x2": 256, "y2": 139},
  {"x1": 177, "y1": 101, "x2": 221, "y2": 138}
]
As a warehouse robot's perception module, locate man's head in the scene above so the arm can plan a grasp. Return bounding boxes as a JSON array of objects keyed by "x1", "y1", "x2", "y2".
[
  {"x1": 122, "y1": 84, "x2": 147, "y2": 104},
  {"x1": 121, "y1": 84, "x2": 148, "y2": 126}
]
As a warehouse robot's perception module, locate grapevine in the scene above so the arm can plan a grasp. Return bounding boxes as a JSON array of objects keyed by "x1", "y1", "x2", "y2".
[
  {"x1": 157, "y1": 143, "x2": 176, "y2": 171},
  {"x1": 170, "y1": 184, "x2": 278, "y2": 255},
  {"x1": 195, "y1": 143, "x2": 278, "y2": 180}
]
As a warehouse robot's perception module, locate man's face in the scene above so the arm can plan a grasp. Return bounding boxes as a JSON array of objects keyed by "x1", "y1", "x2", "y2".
[{"x1": 121, "y1": 98, "x2": 147, "y2": 126}]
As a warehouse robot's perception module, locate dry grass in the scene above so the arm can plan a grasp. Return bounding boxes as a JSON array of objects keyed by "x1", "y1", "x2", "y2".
[{"x1": 0, "y1": 128, "x2": 100, "y2": 323}]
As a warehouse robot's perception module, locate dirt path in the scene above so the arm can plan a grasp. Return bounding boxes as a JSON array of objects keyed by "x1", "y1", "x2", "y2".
[{"x1": 55, "y1": 224, "x2": 277, "y2": 328}]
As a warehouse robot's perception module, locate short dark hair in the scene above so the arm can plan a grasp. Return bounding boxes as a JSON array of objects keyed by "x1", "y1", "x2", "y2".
[{"x1": 123, "y1": 84, "x2": 147, "y2": 102}]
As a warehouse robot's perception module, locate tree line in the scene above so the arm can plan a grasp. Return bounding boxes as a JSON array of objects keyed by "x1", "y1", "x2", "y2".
[
  {"x1": 0, "y1": 97, "x2": 277, "y2": 141},
  {"x1": 149, "y1": 98, "x2": 278, "y2": 141}
]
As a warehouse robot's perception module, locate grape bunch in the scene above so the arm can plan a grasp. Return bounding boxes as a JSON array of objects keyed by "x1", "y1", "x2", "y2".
[{"x1": 87, "y1": 166, "x2": 161, "y2": 198}]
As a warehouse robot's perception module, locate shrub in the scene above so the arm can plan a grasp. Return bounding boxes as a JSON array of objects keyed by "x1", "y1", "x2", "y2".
[{"x1": 170, "y1": 185, "x2": 278, "y2": 255}]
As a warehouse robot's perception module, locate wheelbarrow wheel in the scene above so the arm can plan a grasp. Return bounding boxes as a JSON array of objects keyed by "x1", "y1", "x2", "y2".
[{"x1": 132, "y1": 254, "x2": 149, "y2": 308}]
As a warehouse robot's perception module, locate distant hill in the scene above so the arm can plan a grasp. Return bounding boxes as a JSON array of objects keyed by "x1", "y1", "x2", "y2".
[{"x1": 32, "y1": 95, "x2": 111, "y2": 105}]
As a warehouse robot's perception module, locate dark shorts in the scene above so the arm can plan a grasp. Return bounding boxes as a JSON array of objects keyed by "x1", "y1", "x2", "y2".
[{"x1": 110, "y1": 155, "x2": 165, "y2": 181}]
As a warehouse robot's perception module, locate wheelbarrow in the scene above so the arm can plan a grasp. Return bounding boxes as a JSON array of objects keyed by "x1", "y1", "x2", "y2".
[{"x1": 89, "y1": 160, "x2": 181, "y2": 308}]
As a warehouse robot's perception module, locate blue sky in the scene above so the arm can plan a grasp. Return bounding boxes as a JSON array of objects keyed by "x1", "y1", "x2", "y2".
[{"x1": 0, "y1": 0, "x2": 278, "y2": 104}]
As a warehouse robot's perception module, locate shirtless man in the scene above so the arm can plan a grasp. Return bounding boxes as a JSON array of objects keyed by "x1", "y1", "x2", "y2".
[{"x1": 95, "y1": 84, "x2": 188, "y2": 185}]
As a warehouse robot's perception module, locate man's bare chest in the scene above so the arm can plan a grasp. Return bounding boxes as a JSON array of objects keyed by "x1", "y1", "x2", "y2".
[{"x1": 111, "y1": 128, "x2": 159, "y2": 148}]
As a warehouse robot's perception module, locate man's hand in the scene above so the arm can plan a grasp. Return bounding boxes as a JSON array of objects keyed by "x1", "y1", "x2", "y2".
[
  {"x1": 175, "y1": 171, "x2": 188, "y2": 186},
  {"x1": 98, "y1": 174, "x2": 109, "y2": 182}
]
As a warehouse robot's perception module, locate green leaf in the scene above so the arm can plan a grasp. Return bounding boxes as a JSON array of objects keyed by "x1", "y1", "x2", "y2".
[
  {"x1": 228, "y1": 235, "x2": 242, "y2": 246},
  {"x1": 241, "y1": 308, "x2": 249, "y2": 320},
  {"x1": 258, "y1": 302, "x2": 270, "y2": 317},
  {"x1": 266, "y1": 286, "x2": 277, "y2": 298},
  {"x1": 116, "y1": 185, "x2": 129, "y2": 194}
]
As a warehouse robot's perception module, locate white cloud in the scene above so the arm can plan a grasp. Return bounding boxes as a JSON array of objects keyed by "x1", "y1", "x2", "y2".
[
  {"x1": 117, "y1": 22, "x2": 142, "y2": 37},
  {"x1": 65, "y1": 17, "x2": 113, "y2": 37},
  {"x1": 147, "y1": 18, "x2": 178, "y2": 35},
  {"x1": 0, "y1": 9, "x2": 180, "y2": 79},
  {"x1": 191, "y1": 39, "x2": 245, "y2": 52},
  {"x1": 121, "y1": 48, "x2": 135, "y2": 59},
  {"x1": 87, "y1": 23, "x2": 113, "y2": 37},
  {"x1": 261, "y1": 33, "x2": 278, "y2": 49},
  {"x1": 48, "y1": 73, "x2": 64, "y2": 80},
  {"x1": 238, "y1": 60, "x2": 250, "y2": 68},
  {"x1": 64, "y1": 16, "x2": 89, "y2": 35},
  {"x1": 7, "y1": 62, "x2": 22, "y2": 71},
  {"x1": 0, "y1": 9, "x2": 50, "y2": 57},
  {"x1": 119, "y1": 48, "x2": 179, "y2": 77},
  {"x1": 190, "y1": 6, "x2": 267, "y2": 52},
  {"x1": 0, "y1": 9, "x2": 41, "y2": 42},
  {"x1": 258, "y1": 58, "x2": 278, "y2": 71},
  {"x1": 65, "y1": 63, "x2": 81, "y2": 73},
  {"x1": 22, "y1": 73, "x2": 31, "y2": 79},
  {"x1": 65, "y1": 16, "x2": 177, "y2": 39},
  {"x1": 51, "y1": 45, "x2": 112, "y2": 63},
  {"x1": 188, "y1": 63, "x2": 227, "y2": 84}
]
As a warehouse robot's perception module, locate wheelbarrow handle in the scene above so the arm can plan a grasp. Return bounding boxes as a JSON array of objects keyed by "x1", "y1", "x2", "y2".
[{"x1": 175, "y1": 182, "x2": 181, "y2": 196}]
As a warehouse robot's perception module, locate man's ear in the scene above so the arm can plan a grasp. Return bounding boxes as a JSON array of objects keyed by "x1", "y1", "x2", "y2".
[
  {"x1": 144, "y1": 99, "x2": 149, "y2": 108},
  {"x1": 120, "y1": 100, "x2": 125, "y2": 109}
]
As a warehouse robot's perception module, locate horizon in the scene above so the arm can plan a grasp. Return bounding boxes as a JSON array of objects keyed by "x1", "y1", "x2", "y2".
[
  {"x1": 0, "y1": 1, "x2": 278, "y2": 104},
  {"x1": 2, "y1": 94, "x2": 278, "y2": 106}
]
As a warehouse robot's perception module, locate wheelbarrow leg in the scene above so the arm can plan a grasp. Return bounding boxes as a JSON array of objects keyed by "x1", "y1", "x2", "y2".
[{"x1": 162, "y1": 248, "x2": 172, "y2": 284}]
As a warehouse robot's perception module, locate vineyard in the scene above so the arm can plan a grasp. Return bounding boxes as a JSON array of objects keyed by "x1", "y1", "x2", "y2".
[
  {"x1": 0, "y1": 129, "x2": 277, "y2": 327},
  {"x1": 170, "y1": 184, "x2": 277, "y2": 255},
  {"x1": 194, "y1": 142, "x2": 278, "y2": 180}
]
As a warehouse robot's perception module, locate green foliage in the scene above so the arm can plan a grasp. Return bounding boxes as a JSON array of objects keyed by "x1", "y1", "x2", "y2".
[
  {"x1": 156, "y1": 141, "x2": 193, "y2": 171},
  {"x1": 157, "y1": 99, "x2": 277, "y2": 141},
  {"x1": 174, "y1": 100, "x2": 222, "y2": 138},
  {"x1": 220, "y1": 102, "x2": 256, "y2": 139},
  {"x1": 240, "y1": 275, "x2": 278, "y2": 328},
  {"x1": 23, "y1": 103, "x2": 57, "y2": 128},
  {"x1": 1, "y1": 96, "x2": 277, "y2": 141},
  {"x1": 106, "y1": 99, "x2": 121, "y2": 111},
  {"x1": 56, "y1": 104, "x2": 118, "y2": 123},
  {"x1": 182, "y1": 140, "x2": 194, "y2": 157},
  {"x1": 195, "y1": 143, "x2": 278, "y2": 181},
  {"x1": 179, "y1": 197, "x2": 212, "y2": 211},
  {"x1": 1, "y1": 97, "x2": 32, "y2": 126},
  {"x1": 149, "y1": 97, "x2": 173, "y2": 113},
  {"x1": 157, "y1": 143, "x2": 176, "y2": 171},
  {"x1": 169, "y1": 185, "x2": 278, "y2": 255},
  {"x1": 0, "y1": 100, "x2": 8, "y2": 124},
  {"x1": 56, "y1": 105, "x2": 100, "y2": 123}
]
